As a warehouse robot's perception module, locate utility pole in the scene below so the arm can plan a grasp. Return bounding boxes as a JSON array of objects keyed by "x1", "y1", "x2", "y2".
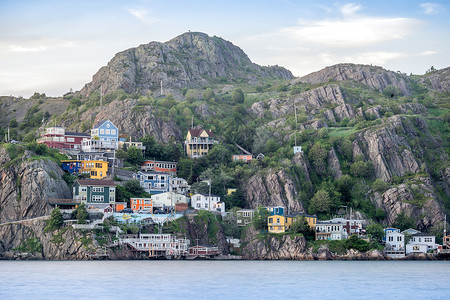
[
  {"x1": 293, "y1": 101, "x2": 298, "y2": 147},
  {"x1": 208, "y1": 179, "x2": 211, "y2": 212},
  {"x1": 160, "y1": 80, "x2": 163, "y2": 96}
]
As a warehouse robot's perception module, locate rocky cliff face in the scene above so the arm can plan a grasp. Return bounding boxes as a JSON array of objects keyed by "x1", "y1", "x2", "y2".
[
  {"x1": 353, "y1": 115, "x2": 437, "y2": 182},
  {"x1": 80, "y1": 32, "x2": 293, "y2": 97},
  {"x1": 0, "y1": 148, "x2": 72, "y2": 223},
  {"x1": 82, "y1": 99, "x2": 182, "y2": 143},
  {"x1": 298, "y1": 63, "x2": 411, "y2": 96},
  {"x1": 371, "y1": 177, "x2": 445, "y2": 231},
  {"x1": 245, "y1": 168, "x2": 304, "y2": 213},
  {"x1": 241, "y1": 226, "x2": 310, "y2": 259},
  {"x1": 420, "y1": 67, "x2": 450, "y2": 92},
  {"x1": 0, "y1": 220, "x2": 89, "y2": 260}
]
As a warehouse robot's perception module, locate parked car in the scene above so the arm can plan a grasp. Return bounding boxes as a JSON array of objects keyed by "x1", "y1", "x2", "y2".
[
  {"x1": 138, "y1": 209, "x2": 152, "y2": 214},
  {"x1": 119, "y1": 208, "x2": 133, "y2": 213}
]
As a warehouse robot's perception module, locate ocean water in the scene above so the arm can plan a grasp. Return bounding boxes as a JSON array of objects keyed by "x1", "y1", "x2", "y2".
[{"x1": 1, "y1": 260, "x2": 449, "y2": 299}]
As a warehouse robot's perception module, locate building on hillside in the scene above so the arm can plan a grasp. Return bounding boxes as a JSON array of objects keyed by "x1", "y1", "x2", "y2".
[
  {"x1": 73, "y1": 179, "x2": 116, "y2": 205},
  {"x1": 141, "y1": 160, "x2": 177, "y2": 176},
  {"x1": 405, "y1": 232, "x2": 437, "y2": 254},
  {"x1": 402, "y1": 228, "x2": 421, "y2": 236},
  {"x1": 190, "y1": 193, "x2": 224, "y2": 213},
  {"x1": 151, "y1": 192, "x2": 189, "y2": 210},
  {"x1": 61, "y1": 160, "x2": 82, "y2": 174},
  {"x1": 268, "y1": 213, "x2": 318, "y2": 234},
  {"x1": 315, "y1": 221, "x2": 347, "y2": 240},
  {"x1": 61, "y1": 160, "x2": 108, "y2": 179},
  {"x1": 232, "y1": 154, "x2": 253, "y2": 163},
  {"x1": 134, "y1": 171, "x2": 171, "y2": 195},
  {"x1": 236, "y1": 209, "x2": 255, "y2": 226},
  {"x1": 267, "y1": 215, "x2": 288, "y2": 233},
  {"x1": 130, "y1": 198, "x2": 153, "y2": 212},
  {"x1": 170, "y1": 177, "x2": 189, "y2": 195},
  {"x1": 118, "y1": 134, "x2": 146, "y2": 151},
  {"x1": 37, "y1": 126, "x2": 90, "y2": 149},
  {"x1": 266, "y1": 206, "x2": 285, "y2": 216},
  {"x1": 184, "y1": 128, "x2": 218, "y2": 158},
  {"x1": 329, "y1": 218, "x2": 364, "y2": 235},
  {"x1": 80, "y1": 160, "x2": 108, "y2": 179},
  {"x1": 91, "y1": 119, "x2": 118, "y2": 141},
  {"x1": 384, "y1": 228, "x2": 405, "y2": 258},
  {"x1": 227, "y1": 188, "x2": 237, "y2": 195}
]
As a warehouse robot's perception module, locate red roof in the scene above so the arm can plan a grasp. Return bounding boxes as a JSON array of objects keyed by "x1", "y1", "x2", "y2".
[
  {"x1": 76, "y1": 179, "x2": 115, "y2": 187},
  {"x1": 188, "y1": 129, "x2": 214, "y2": 138}
]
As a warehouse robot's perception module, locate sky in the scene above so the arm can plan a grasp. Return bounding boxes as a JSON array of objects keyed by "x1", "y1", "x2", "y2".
[{"x1": 0, "y1": 0, "x2": 449, "y2": 98}]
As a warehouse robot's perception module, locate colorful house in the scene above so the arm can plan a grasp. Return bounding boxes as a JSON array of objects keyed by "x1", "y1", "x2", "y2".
[
  {"x1": 232, "y1": 154, "x2": 253, "y2": 163},
  {"x1": 236, "y1": 209, "x2": 255, "y2": 226},
  {"x1": 268, "y1": 213, "x2": 317, "y2": 233},
  {"x1": 130, "y1": 198, "x2": 153, "y2": 212},
  {"x1": 80, "y1": 160, "x2": 108, "y2": 179},
  {"x1": 191, "y1": 193, "x2": 224, "y2": 213},
  {"x1": 73, "y1": 179, "x2": 116, "y2": 205},
  {"x1": 151, "y1": 192, "x2": 189, "y2": 209},
  {"x1": 266, "y1": 206, "x2": 285, "y2": 216},
  {"x1": 141, "y1": 160, "x2": 177, "y2": 176},
  {"x1": 268, "y1": 215, "x2": 288, "y2": 233},
  {"x1": 184, "y1": 128, "x2": 218, "y2": 158},
  {"x1": 91, "y1": 119, "x2": 118, "y2": 141},
  {"x1": 170, "y1": 177, "x2": 190, "y2": 195},
  {"x1": 315, "y1": 221, "x2": 346, "y2": 240},
  {"x1": 406, "y1": 232, "x2": 437, "y2": 254},
  {"x1": 134, "y1": 171, "x2": 171, "y2": 195},
  {"x1": 37, "y1": 126, "x2": 90, "y2": 149},
  {"x1": 61, "y1": 160, "x2": 82, "y2": 174}
]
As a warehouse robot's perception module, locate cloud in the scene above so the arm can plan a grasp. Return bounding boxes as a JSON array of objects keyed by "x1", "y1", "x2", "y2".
[
  {"x1": 3, "y1": 37, "x2": 75, "y2": 53},
  {"x1": 126, "y1": 8, "x2": 157, "y2": 24},
  {"x1": 420, "y1": 3, "x2": 443, "y2": 15},
  {"x1": 340, "y1": 3, "x2": 361, "y2": 16},
  {"x1": 277, "y1": 3, "x2": 420, "y2": 48}
]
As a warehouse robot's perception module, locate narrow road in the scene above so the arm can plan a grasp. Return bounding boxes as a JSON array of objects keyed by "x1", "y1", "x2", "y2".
[{"x1": 0, "y1": 215, "x2": 50, "y2": 227}]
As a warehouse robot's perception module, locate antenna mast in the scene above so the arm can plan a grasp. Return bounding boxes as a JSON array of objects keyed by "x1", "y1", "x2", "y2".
[{"x1": 160, "y1": 80, "x2": 163, "y2": 96}]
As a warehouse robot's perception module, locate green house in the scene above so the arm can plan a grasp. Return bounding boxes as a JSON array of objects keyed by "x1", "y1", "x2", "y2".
[
  {"x1": 73, "y1": 179, "x2": 116, "y2": 204},
  {"x1": 236, "y1": 209, "x2": 255, "y2": 227}
]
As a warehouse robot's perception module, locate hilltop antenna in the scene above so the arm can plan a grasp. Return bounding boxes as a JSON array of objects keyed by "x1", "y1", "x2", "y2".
[
  {"x1": 100, "y1": 85, "x2": 103, "y2": 106},
  {"x1": 160, "y1": 80, "x2": 163, "y2": 96},
  {"x1": 293, "y1": 100, "x2": 298, "y2": 146},
  {"x1": 444, "y1": 214, "x2": 447, "y2": 246}
]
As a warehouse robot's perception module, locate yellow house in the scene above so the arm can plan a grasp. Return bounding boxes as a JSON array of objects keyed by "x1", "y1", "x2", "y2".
[
  {"x1": 268, "y1": 215, "x2": 288, "y2": 233},
  {"x1": 184, "y1": 128, "x2": 217, "y2": 158},
  {"x1": 268, "y1": 213, "x2": 317, "y2": 233},
  {"x1": 81, "y1": 160, "x2": 108, "y2": 179},
  {"x1": 227, "y1": 188, "x2": 237, "y2": 195}
]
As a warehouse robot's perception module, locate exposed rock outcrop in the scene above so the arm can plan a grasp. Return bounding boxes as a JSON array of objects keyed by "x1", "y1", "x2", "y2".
[
  {"x1": 80, "y1": 32, "x2": 293, "y2": 97},
  {"x1": 420, "y1": 67, "x2": 450, "y2": 92},
  {"x1": 298, "y1": 63, "x2": 411, "y2": 95},
  {"x1": 241, "y1": 226, "x2": 310, "y2": 260},
  {"x1": 74, "y1": 99, "x2": 182, "y2": 143},
  {"x1": 0, "y1": 149, "x2": 71, "y2": 223},
  {"x1": 245, "y1": 169, "x2": 304, "y2": 213},
  {"x1": 352, "y1": 116, "x2": 434, "y2": 182},
  {"x1": 370, "y1": 177, "x2": 445, "y2": 231},
  {"x1": 327, "y1": 148, "x2": 343, "y2": 179},
  {"x1": 0, "y1": 220, "x2": 89, "y2": 260}
]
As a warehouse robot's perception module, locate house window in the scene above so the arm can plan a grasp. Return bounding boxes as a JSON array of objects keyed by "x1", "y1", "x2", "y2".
[
  {"x1": 92, "y1": 187, "x2": 104, "y2": 193},
  {"x1": 269, "y1": 217, "x2": 273, "y2": 223},
  {"x1": 82, "y1": 196, "x2": 87, "y2": 201},
  {"x1": 100, "y1": 129, "x2": 105, "y2": 134},
  {"x1": 106, "y1": 129, "x2": 110, "y2": 135},
  {"x1": 196, "y1": 203, "x2": 201, "y2": 208},
  {"x1": 109, "y1": 196, "x2": 115, "y2": 202},
  {"x1": 92, "y1": 195, "x2": 104, "y2": 201},
  {"x1": 67, "y1": 137, "x2": 74, "y2": 142},
  {"x1": 81, "y1": 186, "x2": 87, "y2": 192},
  {"x1": 111, "y1": 129, "x2": 116, "y2": 135}
]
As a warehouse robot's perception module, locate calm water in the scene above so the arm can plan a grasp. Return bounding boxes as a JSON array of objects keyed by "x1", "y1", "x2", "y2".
[{"x1": 1, "y1": 260, "x2": 449, "y2": 299}]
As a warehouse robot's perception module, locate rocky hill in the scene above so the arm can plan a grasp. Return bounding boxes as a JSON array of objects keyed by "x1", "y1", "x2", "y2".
[{"x1": 80, "y1": 32, "x2": 293, "y2": 97}]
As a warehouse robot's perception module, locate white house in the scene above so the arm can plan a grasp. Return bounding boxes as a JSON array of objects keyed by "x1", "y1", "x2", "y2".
[
  {"x1": 315, "y1": 221, "x2": 347, "y2": 240},
  {"x1": 151, "y1": 192, "x2": 189, "y2": 209},
  {"x1": 405, "y1": 232, "x2": 437, "y2": 254},
  {"x1": 384, "y1": 228, "x2": 405, "y2": 258},
  {"x1": 170, "y1": 177, "x2": 190, "y2": 195},
  {"x1": 191, "y1": 193, "x2": 225, "y2": 214}
]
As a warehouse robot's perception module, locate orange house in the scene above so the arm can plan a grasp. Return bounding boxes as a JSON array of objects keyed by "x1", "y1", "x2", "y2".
[
  {"x1": 141, "y1": 160, "x2": 177, "y2": 176},
  {"x1": 232, "y1": 154, "x2": 253, "y2": 163},
  {"x1": 130, "y1": 198, "x2": 153, "y2": 212}
]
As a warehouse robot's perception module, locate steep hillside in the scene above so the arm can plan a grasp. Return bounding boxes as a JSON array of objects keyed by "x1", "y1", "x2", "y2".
[{"x1": 80, "y1": 32, "x2": 293, "y2": 97}]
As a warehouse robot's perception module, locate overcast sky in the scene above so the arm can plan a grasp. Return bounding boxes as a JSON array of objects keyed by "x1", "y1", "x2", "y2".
[{"x1": 1, "y1": 0, "x2": 449, "y2": 98}]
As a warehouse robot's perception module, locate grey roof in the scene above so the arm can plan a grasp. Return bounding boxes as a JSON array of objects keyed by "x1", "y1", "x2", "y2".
[
  {"x1": 411, "y1": 232, "x2": 434, "y2": 237},
  {"x1": 65, "y1": 131, "x2": 90, "y2": 137},
  {"x1": 93, "y1": 120, "x2": 108, "y2": 129}
]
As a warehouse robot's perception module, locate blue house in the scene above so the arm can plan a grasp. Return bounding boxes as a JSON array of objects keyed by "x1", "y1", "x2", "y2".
[
  {"x1": 91, "y1": 119, "x2": 119, "y2": 142},
  {"x1": 61, "y1": 160, "x2": 82, "y2": 174},
  {"x1": 266, "y1": 206, "x2": 285, "y2": 216},
  {"x1": 134, "y1": 171, "x2": 171, "y2": 195}
]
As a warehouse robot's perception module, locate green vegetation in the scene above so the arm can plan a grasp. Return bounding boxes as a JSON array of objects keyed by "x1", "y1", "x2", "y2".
[
  {"x1": 45, "y1": 208, "x2": 64, "y2": 232},
  {"x1": 14, "y1": 237, "x2": 43, "y2": 254}
]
